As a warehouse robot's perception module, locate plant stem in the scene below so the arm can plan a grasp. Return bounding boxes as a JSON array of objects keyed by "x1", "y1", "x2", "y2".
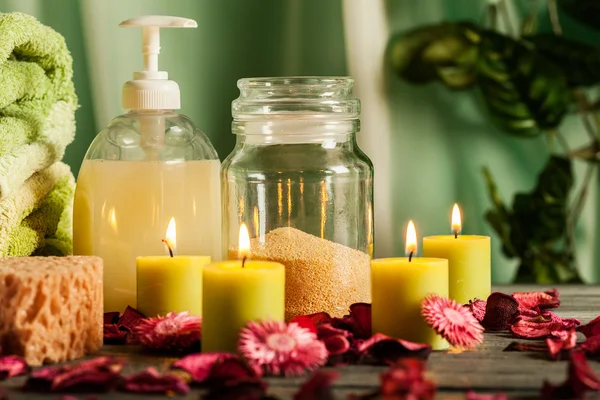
[
  {"x1": 555, "y1": 130, "x2": 571, "y2": 154},
  {"x1": 521, "y1": 0, "x2": 540, "y2": 35},
  {"x1": 571, "y1": 163, "x2": 596, "y2": 224},
  {"x1": 498, "y1": 0, "x2": 517, "y2": 36},
  {"x1": 547, "y1": 0, "x2": 563, "y2": 35},
  {"x1": 574, "y1": 91, "x2": 600, "y2": 141}
]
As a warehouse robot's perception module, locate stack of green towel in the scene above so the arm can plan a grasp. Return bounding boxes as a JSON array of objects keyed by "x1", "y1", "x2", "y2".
[{"x1": 0, "y1": 12, "x2": 77, "y2": 256}]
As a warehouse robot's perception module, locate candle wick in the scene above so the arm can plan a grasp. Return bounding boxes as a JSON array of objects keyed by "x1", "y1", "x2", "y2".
[
  {"x1": 241, "y1": 256, "x2": 247, "y2": 268},
  {"x1": 162, "y1": 239, "x2": 174, "y2": 258},
  {"x1": 408, "y1": 251, "x2": 414, "y2": 262},
  {"x1": 454, "y1": 231, "x2": 458, "y2": 239}
]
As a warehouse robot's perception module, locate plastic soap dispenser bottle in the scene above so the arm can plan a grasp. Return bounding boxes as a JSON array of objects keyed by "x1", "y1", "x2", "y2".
[{"x1": 73, "y1": 16, "x2": 221, "y2": 313}]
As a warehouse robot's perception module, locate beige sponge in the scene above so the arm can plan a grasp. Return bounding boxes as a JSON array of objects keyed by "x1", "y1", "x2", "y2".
[{"x1": 0, "y1": 256, "x2": 103, "y2": 365}]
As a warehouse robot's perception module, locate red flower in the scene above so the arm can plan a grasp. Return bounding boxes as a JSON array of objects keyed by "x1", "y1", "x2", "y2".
[
  {"x1": 103, "y1": 306, "x2": 145, "y2": 345},
  {"x1": 581, "y1": 335, "x2": 600, "y2": 357},
  {"x1": 133, "y1": 312, "x2": 201, "y2": 351},
  {"x1": 510, "y1": 317, "x2": 570, "y2": 340},
  {"x1": 238, "y1": 320, "x2": 327, "y2": 376},
  {"x1": 422, "y1": 294, "x2": 484, "y2": 349}
]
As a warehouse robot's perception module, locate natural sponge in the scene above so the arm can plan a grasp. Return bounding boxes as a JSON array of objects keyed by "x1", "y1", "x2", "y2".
[{"x1": 0, "y1": 256, "x2": 103, "y2": 365}]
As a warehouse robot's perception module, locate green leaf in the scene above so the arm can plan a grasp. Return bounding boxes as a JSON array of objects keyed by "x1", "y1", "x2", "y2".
[
  {"x1": 559, "y1": 0, "x2": 600, "y2": 30},
  {"x1": 476, "y1": 30, "x2": 571, "y2": 136},
  {"x1": 387, "y1": 22, "x2": 480, "y2": 89},
  {"x1": 509, "y1": 156, "x2": 573, "y2": 253},
  {"x1": 525, "y1": 34, "x2": 600, "y2": 87}
]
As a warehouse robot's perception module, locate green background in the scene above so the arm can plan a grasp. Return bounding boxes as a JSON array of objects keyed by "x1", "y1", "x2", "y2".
[{"x1": 1, "y1": 0, "x2": 598, "y2": 283}]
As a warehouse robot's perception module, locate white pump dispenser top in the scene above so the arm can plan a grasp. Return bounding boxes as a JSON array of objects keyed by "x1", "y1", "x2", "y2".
[{"x1": 120, "y1": 15, "x2": 197, "y2": 110}]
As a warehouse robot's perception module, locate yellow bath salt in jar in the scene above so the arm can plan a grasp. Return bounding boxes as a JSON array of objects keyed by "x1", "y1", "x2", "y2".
[{"x1": 222, "y1": 77, "x2": 374, "y2": 320}]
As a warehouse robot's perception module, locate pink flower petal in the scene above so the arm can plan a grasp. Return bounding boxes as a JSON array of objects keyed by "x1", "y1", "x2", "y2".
[
  {"x1": 547, "y1": 330, "x2": 577, "y2": 360},
  {"x1": 422, "y1": 294, "x2": 484, "y2": 348},
  {"x1": 466, "y1": 391, "x2": 508, "y2": 400},
  {"x1": 25, "y1": 357, "x2": 124, "y2": 393},
  {"x1": 133, "y1": 312, "x2": 201, "y2": 351},
  {"x1": 119, "y1": 367, "x2": 189, "y2": 394},
  {"x1": 357, "y1": 333, "x2": 431, "y2": 364},
  {"x1": 238, "y1": 320, "x2": 327, "y2": 377},
  {"x1": 510, "y1": 318, "x2": 567, "y2": 339},
  {"x1": 578, "y1": 316, "x2": 600, "y2": 338},
  {"x1": 541, "y1": 351, "x2": 600, "y2": 398},
  {"x1": 481, "y1": 293, "x2": 520, "y2": 331},
  {"x1": 512, "y1": 289, "x2": 560, "y2": 310},
  {"x1": 0, "y1": 355, "x2": 29, "y2": 380},
  {"x1": 172, "y1": 353, "x2": 253, "y2": 384},
  {"x1": 465, "y1": 299, "x2": 487, "y2": 323},
  {"x1": 293, "y1": 370, "x2": 339, "y2": 400}
]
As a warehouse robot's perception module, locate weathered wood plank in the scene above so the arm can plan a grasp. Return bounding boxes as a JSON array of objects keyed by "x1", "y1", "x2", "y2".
[{"x1": 0, "y1": 285, "x2": 599, "y2": 399}]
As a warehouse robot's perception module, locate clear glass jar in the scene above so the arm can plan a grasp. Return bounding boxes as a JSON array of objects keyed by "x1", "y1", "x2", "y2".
[
  {"x1": 221, "y1": 77, "x2": 374, "y2": 320},
  {"x1": 73, "y1": 110, "x2": 222, "y2": 313}
]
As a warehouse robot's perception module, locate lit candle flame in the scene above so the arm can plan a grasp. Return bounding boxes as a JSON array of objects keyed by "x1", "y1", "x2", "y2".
[
  {"x1": 405, "y1": 220, "x2": 417, "y2": 261},
  {"x1": 452, "y1": 203, "x2": 461, "y2": 238},
  {"x1": 163, "y1": 217, "x2": 177, "y2": 257},
  {"x1": 238, "y1": 223, "x2": 251, "y2": 261}
]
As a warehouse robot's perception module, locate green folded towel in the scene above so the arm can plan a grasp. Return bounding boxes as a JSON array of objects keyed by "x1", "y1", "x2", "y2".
[
  {"x1": 8, "y1": 169, "x2": 74, "y2": 257},
  {"x1": 0, "y1": 12, "x2": 77, "y2": 198},
  {"x1": 0, "y1": 162, "x2": 71, "y2": 255}
]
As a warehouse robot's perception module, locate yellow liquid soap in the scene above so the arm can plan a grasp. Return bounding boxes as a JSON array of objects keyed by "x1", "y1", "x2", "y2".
[{"x1": 73, "y1": 159, "x2": 222, "y2": 313}]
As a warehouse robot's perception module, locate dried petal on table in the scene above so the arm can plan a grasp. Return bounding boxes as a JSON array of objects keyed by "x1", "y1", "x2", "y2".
[
  {"x1": 172, "y1": 352, "x2": 255, "y2": 384},
  {"x1": 201, "y1": 377, "x2": 268, "y2": 400},
  {"x1": 541, "y1": 350, "x2": 600, "y2": 399},
  {"x1": 578, "y1": 316, "x2": 600, "y2": 338},
  {"x1": 510, "y1": 317, "x2": 569, "y2": 340},
  {"x1": 540, "y1": 311, "x2": 580, "y2": 329},
  {"x1": 103, "y1": 324, "x2": 129, "y2": 345},
  {"x1": 422, "y1": 294, "x2": 484, "y2": 348},
  {"x1": 0, "y1": 355, "x2": 29, "y2": 380},
  {"x1": 581, "y1": 335, "x2": 600, "y2": 357},
  {"x1": 358, "y1": 333, "x2": 432, "y2": 364},
  {"x1": 331, "y1": 303, "x2": 372, "y2": 339},
  {"x1": 481, "y1": 292, "x2": 520, "y2": 331},
  {"x1": 117, "y1": 306, "x2": 145, "y2": 329},
  {"x1": 512, "y1": 288, "x2": 560, "y2": 310},
  {"x1": 466, "y1": 299, "x2": 487, "y2": 323},
  {"x1": 293, "y1": 370, "x2": 339, "y2": 400},
  {"x1": 132, "y1": 311, "x2": 201, "y2": 351},
  {"x1": 465, "y1": 391, "x2": 508, "y2": 400},
  {"x1": 119, "y1": 367, "x2": 189, "y2": 395},
  {"x1": 547, "y1": 330, "x2": 578, "y2": 360},
  {"x1": 289, "y1": 315, "x2": 318, "y2": 334},
  {"x1": 380, "y1": 359, "x2": 436, "y2": 400},
  {"x1": 103, "y1": 311, "x2": 120, "y2": 325},
  {"x1": 238, "y1": 320, "x2": 327, "y2": 377},
  {"x1": 24, "y1": 357, "x2": 124, "y2": 393}
]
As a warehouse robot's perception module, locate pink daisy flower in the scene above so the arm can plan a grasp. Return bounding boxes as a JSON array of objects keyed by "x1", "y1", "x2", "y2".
[
  {"x1": 133, "y1": 312, "x2": 201, "y2": 351},
  {"x1": 238, "y1": 320, "x2": 328, "y2": 376},
  {"x1": 422, "y1": 294, "x2": 484, "y2": 349}
]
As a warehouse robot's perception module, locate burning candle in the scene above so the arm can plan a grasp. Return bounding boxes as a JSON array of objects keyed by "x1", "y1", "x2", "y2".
[
  {"x1": 202, "y1": 223, "x2": 285, "y2": 353},
  {"x1": 136, "y1": 218, "x2": 210, "y2": 317},
  {"x1": 423, "y1": 204, "x2": 491, "y2": 304},
  {"x1": 371, "y1": 221, "x2": 449, "y2": 350}
]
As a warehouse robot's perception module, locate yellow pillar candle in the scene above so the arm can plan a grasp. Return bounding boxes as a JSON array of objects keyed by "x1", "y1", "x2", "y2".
[
  {"x1": 202, "y1": 224, "x2": 285, "y2": 353},
  {"x1": 371, "y1": 221, "x2": 449, "y2": 350},
  {"x1": 423, "y1": 204, "x2": 491, "y2": 304},
  {"x1": 136, "y1": 218, "x2": 210, "y2": 317}
]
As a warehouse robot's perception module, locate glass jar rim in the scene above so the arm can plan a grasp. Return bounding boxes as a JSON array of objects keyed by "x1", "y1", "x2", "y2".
[{"x1": 233, "y1": 76, "x2": 360, "y2": 119}]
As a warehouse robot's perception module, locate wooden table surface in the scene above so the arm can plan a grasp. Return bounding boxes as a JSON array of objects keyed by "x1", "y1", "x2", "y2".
[{"x1": 1, "y1": 285, "x2": 599, "y2": 399}]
